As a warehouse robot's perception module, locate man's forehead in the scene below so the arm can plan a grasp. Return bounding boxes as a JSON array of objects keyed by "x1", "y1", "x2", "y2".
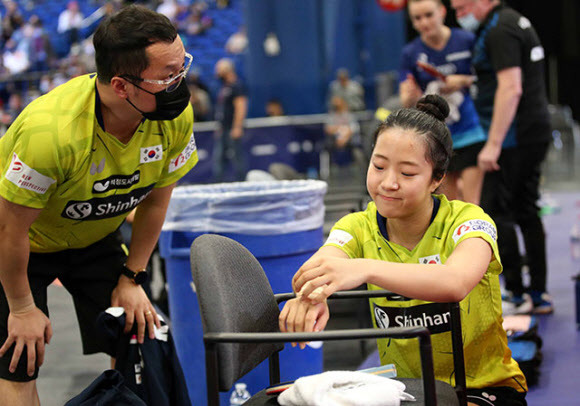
[{"x1": 146, "y1": 39, "x2": 184, "y2": 67}]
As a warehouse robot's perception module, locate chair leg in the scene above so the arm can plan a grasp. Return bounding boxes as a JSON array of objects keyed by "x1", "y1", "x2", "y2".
[
  {"x1": 268, "y1": 351, "x2": 281, "y2": 385},
  {"x1": 206, "y1": 343, "x2": 221, "y2": 406}
]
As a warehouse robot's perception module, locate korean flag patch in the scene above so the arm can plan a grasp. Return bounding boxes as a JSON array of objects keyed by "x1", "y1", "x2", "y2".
[
  {"x1": 419, "y1": 254, "x2": 442, "y2": 265},
  {"x1": 140, "y1": 145, "x2": 163, "y2": 163}
]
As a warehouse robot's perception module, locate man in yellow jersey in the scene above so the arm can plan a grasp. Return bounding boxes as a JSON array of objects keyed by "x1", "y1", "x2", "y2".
[{"x1": 0, "y1": 5, "x2": 198, "y2": 405}]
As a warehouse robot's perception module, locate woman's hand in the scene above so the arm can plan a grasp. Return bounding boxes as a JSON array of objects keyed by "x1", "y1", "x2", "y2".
[
  {"x1": 292, "y1": 256, "x2": 368, "y2": 303},
  {"x1": 440, "y1": 74, "x2": 475, "y2": 94},
  {"x1": 399, "y1": 74, "x2": 423, "y2": 108},
  {"x1": 279, "y1": 298, "x2": 329, "y2": 349}
]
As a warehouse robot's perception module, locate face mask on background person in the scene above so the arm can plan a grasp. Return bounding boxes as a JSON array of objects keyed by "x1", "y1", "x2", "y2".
[{"x1": 457, "y1": 13, "x2": 480, "y2": 32}]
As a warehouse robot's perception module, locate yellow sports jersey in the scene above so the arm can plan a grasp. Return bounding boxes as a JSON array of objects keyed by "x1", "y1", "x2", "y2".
[
  {"x1": 324, "y1": 195, "x2": 527, "y2": 392},
  {"x1": 0, "y1": 74, "x2": 198, "y2": 253}
]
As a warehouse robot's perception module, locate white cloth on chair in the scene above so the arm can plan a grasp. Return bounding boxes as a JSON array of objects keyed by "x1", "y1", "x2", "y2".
[{"x1": 277, "y1": 370, "x2": 416, "y2": 406}]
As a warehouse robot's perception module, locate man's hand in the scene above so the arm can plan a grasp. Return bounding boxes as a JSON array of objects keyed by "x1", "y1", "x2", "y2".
[
  {"x1": 278, "y1": 298, "x2": 329, "y2": 349},
  {"x1": 0, "y1": 307, "x2": 52, "y2": 377},
  {"x1": 477, "y1": 141, "x2": 502, "y2": 172},
  {"x1": 230, "y1": 127, "x2": 243, "y2": 139},
  {"x1": 111, "y1": 276, "x2": 160, "y2": 343}
]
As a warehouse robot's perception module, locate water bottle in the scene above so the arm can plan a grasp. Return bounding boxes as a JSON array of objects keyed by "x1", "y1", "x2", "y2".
[{"x1": 230, "y1": 382, "x2": 251, "y2": 405}]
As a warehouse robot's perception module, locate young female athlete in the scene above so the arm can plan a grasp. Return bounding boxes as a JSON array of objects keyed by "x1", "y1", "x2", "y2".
[
  {"x1": 400, "y1": 0, "x2": 486, "y2": 204},
  {"x1": 279, "y1": 95, "x2": 528, "y2": 406}
]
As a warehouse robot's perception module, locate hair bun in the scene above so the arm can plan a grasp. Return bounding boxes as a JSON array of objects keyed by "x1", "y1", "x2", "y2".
[{"x1": 416, "y1": 94, "x2": 450, "y2": 122}]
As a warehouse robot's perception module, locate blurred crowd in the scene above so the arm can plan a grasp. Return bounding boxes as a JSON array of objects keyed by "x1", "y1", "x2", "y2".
[{"x1": 0, "y1": 0, "x2": 236, "y2": 132}]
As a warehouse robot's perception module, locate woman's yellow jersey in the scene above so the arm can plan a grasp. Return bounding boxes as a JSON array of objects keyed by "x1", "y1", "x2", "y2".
[{"x1": 324, "y1": 195, "x2": 527, "y2": 392}]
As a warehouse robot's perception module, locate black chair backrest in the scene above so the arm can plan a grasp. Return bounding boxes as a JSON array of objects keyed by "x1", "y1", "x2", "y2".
[{"x1": 191, "y1": 234, "x2": 284, "y2": 390}]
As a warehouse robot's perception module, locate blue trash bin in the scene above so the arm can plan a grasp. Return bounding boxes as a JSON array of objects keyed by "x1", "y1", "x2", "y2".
[{"x1": 160, "y1": 180, "x2": 327, "y2": 405}]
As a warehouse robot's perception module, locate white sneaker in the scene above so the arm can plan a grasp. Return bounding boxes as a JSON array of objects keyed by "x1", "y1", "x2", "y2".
[{"x1": 502, "y1": 293, "x2": 533, "y2": 316}]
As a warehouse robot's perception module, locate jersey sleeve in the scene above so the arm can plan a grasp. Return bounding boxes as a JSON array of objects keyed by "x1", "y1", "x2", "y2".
[
  {"x1": 322, "y1": 212, "x2": 365, "y2": 258},
  {"x1": 486, "y1": 22, "x2": 522, "y2": 72},
  {"x1": 155, "y1": 103, "x2": 199, "y2": 188},
  {"x1": 0, "y1": 106, "x2": 66, "y2": 208},
  {"x1": 233, "y1": 82, "x2": 248, "y2": 98},
  {"x1": 449, "y1": 210, "x2": 502, "y2": 275}
]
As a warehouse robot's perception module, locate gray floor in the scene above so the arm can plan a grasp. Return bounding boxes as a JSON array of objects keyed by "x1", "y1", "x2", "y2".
[
  {"x1": 37, "y1": 285, "x2": 110, "y2": 405},
  {"x1": 37, "y1": 142, "x2": 580, "y2": 405}
]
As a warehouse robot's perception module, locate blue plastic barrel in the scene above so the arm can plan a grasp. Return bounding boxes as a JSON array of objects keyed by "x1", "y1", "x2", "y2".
[{"x1": 160, "y1": 180, "x2": 327, "y2": 405}]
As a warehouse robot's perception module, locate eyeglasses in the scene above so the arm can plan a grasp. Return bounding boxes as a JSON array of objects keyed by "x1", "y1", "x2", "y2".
[{"x1": 122, "y1": 52, "x2": 193, "y2": 93}]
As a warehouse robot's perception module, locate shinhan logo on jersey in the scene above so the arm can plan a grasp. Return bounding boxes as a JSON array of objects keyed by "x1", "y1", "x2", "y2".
[
  {"x1": 93, "y1": 171, "x2": 140, "y2": 193},
  {"x1": 419, "y1": 254, "x2": 441, "y2": 265},
  {"x1": 140, "y1": 145, "x2": 163, "y2": 163},
  {"x1": 62, "y1": 184, "x2": 154, "y2": 220},
  {"x1": 6, "y1": 152, "x2": 56, "y2": 194},
  {"x1": 373, "y1": 302, "x2": 451, "y2": 334},
  {"x1": 452, "y1": 219, "x2": 497, "y2": 243},
  {"x1": 168, "y1": 133, "x2": 197, "y2": 173}
]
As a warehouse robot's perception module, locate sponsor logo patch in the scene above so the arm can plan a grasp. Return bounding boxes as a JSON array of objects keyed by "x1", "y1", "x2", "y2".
[
  {"x1": 446, "y1": 50, "x2": 471, "y2": 62},
  {"x1": 373, "y1": 302, "x2": 452, "y2": 334},
  {"x1": 5, "y1": 153, "x2": 56, "y2": 194},
  {"x1": 531, "y1": 45, "x2": 545, "y2": 62},
  {"x1": 140, "y1": 145, "x2": 163, "y2": 163},
  {"x1": 168, "y1": 133, "x2": 197, "y2": 173},
  {"x1": 90, "y1": 158, "x2": 106, "y2": 175},
  {"x1": 93, "y1": 171, "x2": 140, "y2": 193},
  {"x1": 518, "y1": 16, "x2": 531, "y2": 29},
  {"x1": 452, "y1": 219, "x2": 497, "y2": 243},
  {"x1": 325, "y1": 229, "x2": 354, "y2": 247},
  {"x1": 62, "y1": 184, "x2": 154, "y2": 220},
  {"x1": 419, "y1": 254, "x2": 442, "y2": 265}
]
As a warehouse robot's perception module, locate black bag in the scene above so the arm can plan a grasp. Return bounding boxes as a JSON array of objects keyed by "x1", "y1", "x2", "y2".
[
  {"x1": 65, "y1": 369, "x2": 146, "y2": 406},
  {"x1": 504, "y1": 314, "x2": 543, "y2": 386}
]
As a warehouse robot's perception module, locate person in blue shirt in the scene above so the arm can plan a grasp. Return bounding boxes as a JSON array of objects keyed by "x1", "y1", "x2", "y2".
[{"x1": 399, "y1": 0, "x2": 486, "y2": 205}]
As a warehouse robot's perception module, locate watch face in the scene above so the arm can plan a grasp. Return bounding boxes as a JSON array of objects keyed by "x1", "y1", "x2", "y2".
[{"x1": 134, "y1": 271, "x2": 149, "y2": 285}]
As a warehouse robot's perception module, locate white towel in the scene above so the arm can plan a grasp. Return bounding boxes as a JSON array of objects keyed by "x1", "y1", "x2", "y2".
[{"x1": 277, "y1": 370, "x2": 416, "y2": 406}]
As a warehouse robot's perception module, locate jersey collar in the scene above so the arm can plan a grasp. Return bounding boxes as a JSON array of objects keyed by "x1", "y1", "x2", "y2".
[
  {"x1": 478, "y1": 3, "x2": 504, "y2": 34},
  {"x1": 94, "y1": 77, "x2": 106, "y2": 131},
  {"x1": 377, "y1": 195, "x2": 441, "y2": 241}
]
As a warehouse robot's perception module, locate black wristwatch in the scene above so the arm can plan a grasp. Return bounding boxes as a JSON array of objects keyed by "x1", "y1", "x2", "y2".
[{"x1": 121, "y1": 264, "x2": 149, "y2": 285}]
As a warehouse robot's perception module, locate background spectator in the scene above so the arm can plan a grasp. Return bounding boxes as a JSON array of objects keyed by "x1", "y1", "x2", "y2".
[
  {"x1": 265, "y1": 98, "x2": 284, "y2": 117},
  {"x1": 57, "y1": 0, "x2": 84, "y2": 50},
  {"x1": 328, "y1": 68, "x2": 365, "y2": 112},
  {"x1": 213, "y1": 57, "x2": 248, "y2": 181},
  {"x1": 188, "y1": 71, "x2": 212, "y2": 122},
  {"x1": 1, "y1": 0, "x2": 23, "y2": 44},
  {"x1": 225, "y1": 24, "x2": 247, "y2": 54}
]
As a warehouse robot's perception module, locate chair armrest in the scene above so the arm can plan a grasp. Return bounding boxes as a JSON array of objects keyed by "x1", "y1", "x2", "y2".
[
  {"x1": 274, "y1": 289, "x2": 400, "y2": 304},
  {"x1": 204, "y1": 325, "x2": 427, "y2": 344}
]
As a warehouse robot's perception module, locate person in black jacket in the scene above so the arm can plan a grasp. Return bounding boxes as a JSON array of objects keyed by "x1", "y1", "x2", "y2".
[{"x1": 450, "y1": 0, "x2": 553, "y2": 315}]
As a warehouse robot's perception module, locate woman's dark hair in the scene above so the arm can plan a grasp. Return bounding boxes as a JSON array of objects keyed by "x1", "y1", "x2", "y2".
[
  {"x1": 372, "y1": 94, "x2": 453, "y2": 181},
  {"x1": 93, "y1": 5, "x2": 178, "y2": 84}
]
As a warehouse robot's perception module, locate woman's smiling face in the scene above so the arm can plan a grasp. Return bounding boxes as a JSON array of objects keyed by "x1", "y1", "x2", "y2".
[{"x1": 366, "y1": 127, "x2": 442, "y2": 219}]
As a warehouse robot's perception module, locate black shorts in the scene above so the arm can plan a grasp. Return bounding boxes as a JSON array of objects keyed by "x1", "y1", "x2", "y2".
[
  {"x1": 466, "y1": 386, "x2": 527, "y2": 406},
  {"x1": 448, "y1": 141, "x2": 485, "y2": 173},
  {"x1": 0, "y1": 231, "x2": 127, "y2": 382}
]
